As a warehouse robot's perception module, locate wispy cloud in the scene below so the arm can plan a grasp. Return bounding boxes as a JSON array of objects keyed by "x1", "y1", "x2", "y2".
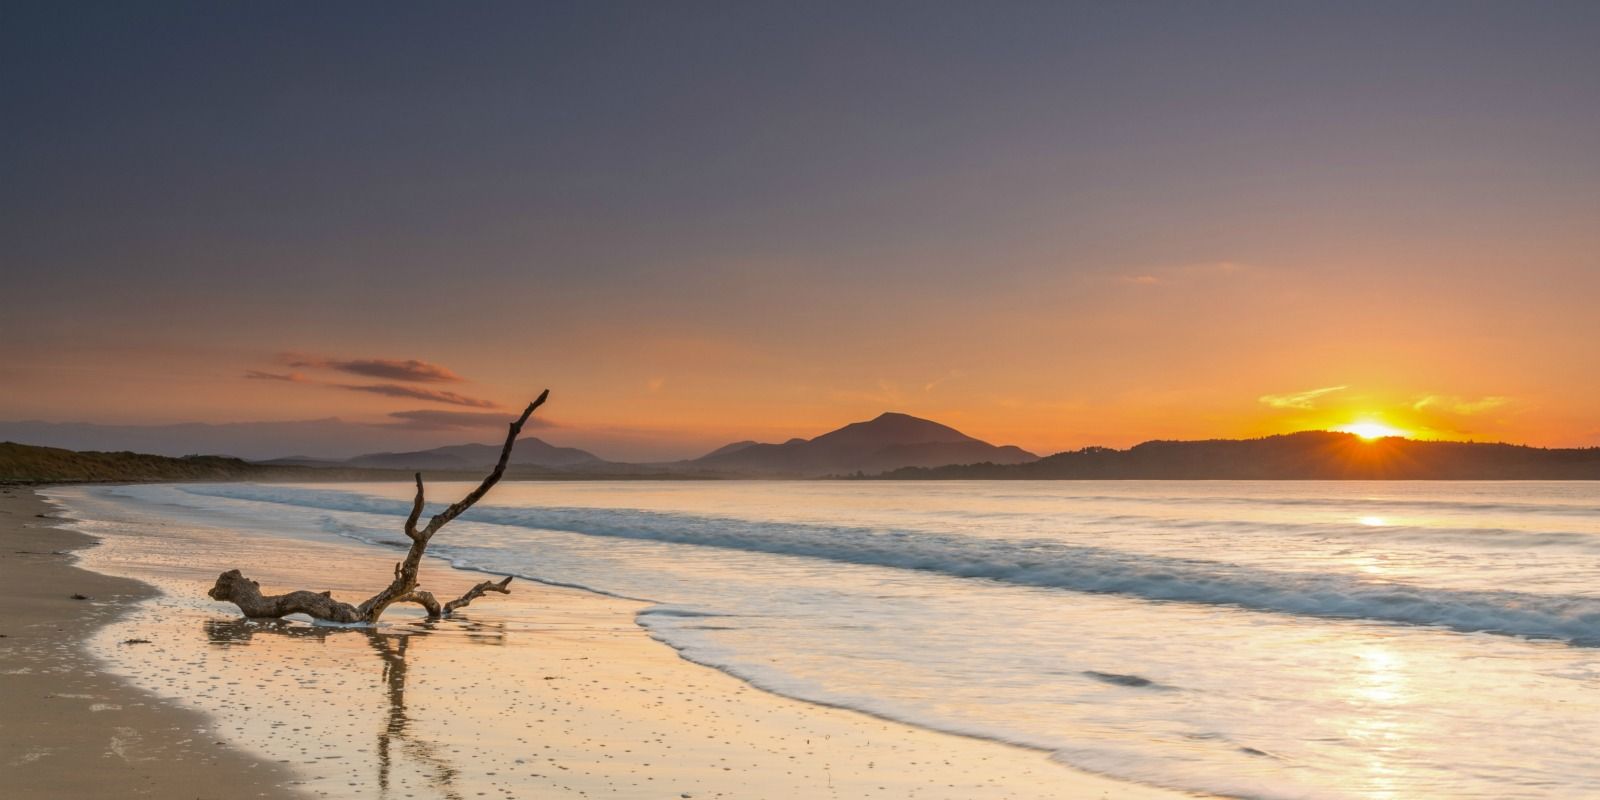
[
  {"x1": 248, "y1": 357, "x2": 496, "y2": 407},
  {"x1": 1120, "y1": 261, "x2": 1248, "y2": 286},
  {"x1": 339, "y1": 384, "x2": 500, "y2": 408},
  {"x1": 382, "y1": 409, "x2": 553, "y2": 431},
  {"x1": 831, "y1": 372, "x2": 964, "y2": 406},
  {"x1": 243, "y1": 370, "x2": 308, "y2": 382},
  {"x1": 282, "y1": 354, "x2": 463, "y2": 383},
  {"x1": 1259, "y1": 385, "x2": 1348, "y2": 410},
  {"x1": 830, "y1": 379, "x2": 906, "y2": 407},
  {"x1": 922, "y1": 370, "x2": 965, "y2": 392},
  {"x1": 1412, "y1": 395, "x2": 1511, "y2": 415}
]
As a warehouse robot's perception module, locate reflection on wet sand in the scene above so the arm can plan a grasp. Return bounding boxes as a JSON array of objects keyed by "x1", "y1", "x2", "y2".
[{"x1": 204, "y1": 617, "x2": 508, "y2": 800}]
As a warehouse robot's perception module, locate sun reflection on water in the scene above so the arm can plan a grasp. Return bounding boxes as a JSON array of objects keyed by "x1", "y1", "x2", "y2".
[{"x1": 1343, "y1": 645, "x2": 1415, "y2": 799}]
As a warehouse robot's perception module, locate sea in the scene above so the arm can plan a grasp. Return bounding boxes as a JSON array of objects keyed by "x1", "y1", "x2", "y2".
[{"x1": 48, "y1": 480, "x2": 1600, "y2": 799}]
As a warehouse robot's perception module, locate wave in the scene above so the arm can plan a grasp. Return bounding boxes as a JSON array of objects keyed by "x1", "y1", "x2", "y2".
[
  {"x1": 973, "y1": 488, "x2": 1600, "y2": 518},
  {"x1": 178, "y1": 484, "x2": 1600, "y2": 644}
]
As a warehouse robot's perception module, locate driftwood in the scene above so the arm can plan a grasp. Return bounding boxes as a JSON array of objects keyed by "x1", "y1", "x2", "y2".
[{"x1": 208, "y1": 391, "x2": 548, "y2": 624}]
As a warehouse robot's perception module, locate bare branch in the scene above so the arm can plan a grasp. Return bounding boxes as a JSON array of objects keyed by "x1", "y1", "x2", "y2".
[
  {"x1": 423, "y1": 390, "x2": 548, "y2": 537},
  {"x1": 404, "y1": 473, "x2": 425, "y2": 541},
  {"x1": 392, "y1": 590, "x2": 442, "y2": 618},
  {"x1": 442, "y1": 576, "x2": 514, "y2": 615},
  {"x1": 208, "y1": 570, "x2": 363, "y2": 623},
  {"x1": 208, "y1": 392, "x2": 549, "y2": 625}
]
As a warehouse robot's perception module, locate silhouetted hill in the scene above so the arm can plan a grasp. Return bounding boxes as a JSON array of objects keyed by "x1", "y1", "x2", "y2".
[
  {"x1": 875, "y1": 431, "x2": 1600, "y2": 480},
  {"x1": 696, "y1": 440, "x2": 761, "y2": 460},
  {"x1": 690, "y1": 412, "x2": 1037, "y2": 476},
  {"x1": 0, "y1": 439, "x2": 729, "y2": 484},
  {"x1": 340, "y1": 439, "x2": 604, "y2": 470},
  {"x1": 0, "y1": 442, "x2": 413, "y2": 484},
  {"x1": 0, "y1": 418, "x2": 421, "y2": 461}
]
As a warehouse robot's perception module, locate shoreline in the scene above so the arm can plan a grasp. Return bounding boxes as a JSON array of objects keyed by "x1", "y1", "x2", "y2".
[
  {"x1": 0, "y1": 486, "x2": 303, "y2": 798},
  {"x1": 9, "y1": 484, "x2": 1201, "y2": 799}
]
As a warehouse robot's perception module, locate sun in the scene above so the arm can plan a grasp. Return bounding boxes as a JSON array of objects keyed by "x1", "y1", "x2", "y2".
[{"x1": 1335, "y1": 421, "x2": 1408, "y2": 440}]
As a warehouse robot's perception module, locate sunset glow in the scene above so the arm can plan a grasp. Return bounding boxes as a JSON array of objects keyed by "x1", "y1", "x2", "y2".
[
  {"x1": 3, "y1": 4, "x2": 1596, "y2": 462},
  {"x1": 1334, "y1": 422, "x2": 1410, "y2": 441}
]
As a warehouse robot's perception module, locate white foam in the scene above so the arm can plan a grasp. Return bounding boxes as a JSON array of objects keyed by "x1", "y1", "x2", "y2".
[{"x1": 179, "y1": 483, "x2": 1600, "y2": 643}]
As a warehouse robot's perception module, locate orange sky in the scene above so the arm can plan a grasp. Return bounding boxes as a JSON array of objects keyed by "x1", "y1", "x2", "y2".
[
  {"x1": 5, "y1": 245, "x2": 1596, "y2": 461},
  {"x1": 4, "y1": 5, "x2": 1598, "y2": 460}
]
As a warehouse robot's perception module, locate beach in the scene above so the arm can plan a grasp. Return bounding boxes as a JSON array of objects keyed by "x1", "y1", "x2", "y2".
[
  {"x1": 0, "y1": 487, "x2": 301, "y2": 798},
  {"x1": 36, "y1": 478, "x2": 1600, "y2": 799},
  {"x1": 1, "y1": 484, "x2": 1191, "y2": 800},
  {"x1": 17, "y1": 477, "x2": 1600, "y2": 798}
]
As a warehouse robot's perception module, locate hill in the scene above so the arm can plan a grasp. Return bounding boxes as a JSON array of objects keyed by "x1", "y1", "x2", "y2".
[
  {"x1": 0, "y1": 441, "x2": 413, "y2": 484},
  {"x1": 688, "y1": 412, "x2": 1037, "y2": 476},
  {"x1": 876, "y1": 431, "x2": 1600, "y2": 480},
  {"x1": 1, "y1": 441, "x2": 704, "y2": 484},
  {"x1": 337, "y1": 439, "x2": 604, "y2": 471}
]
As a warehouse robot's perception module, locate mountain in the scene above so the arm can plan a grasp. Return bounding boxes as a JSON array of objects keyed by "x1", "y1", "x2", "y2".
[
  {"x1": 0, "y1": 418, "x2": 614, "y2": 467},
  {"x1": 689, "y1": 412, "x2": 1038, "y2": 476},
  {"x1": 695, "y1": 440, "x2": 761, "y2": 460},
  {"x1": 342, "y1": 439, "x2": 604, "y2": 470},
  {"x1": 0, "y1": 442, "x2": 410, "y2": 484},
  {"x1": 13, "y1": 429, "x2": 1596, "y2": 483},
  {"x1": 876, "y1": 430, "x2": 1600, "y2": 480},
  {"x1": 0, "y1": 418, "x2": 536, "y2": 461}
]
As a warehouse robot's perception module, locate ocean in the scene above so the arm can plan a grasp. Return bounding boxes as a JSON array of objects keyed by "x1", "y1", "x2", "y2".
[{"x1": 51, "y1": 480, "x2": 1600, "y2": 799}]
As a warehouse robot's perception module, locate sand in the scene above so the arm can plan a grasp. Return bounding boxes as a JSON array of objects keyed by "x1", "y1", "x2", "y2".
[
  {"x1": 0, "y1": 487, "x2": 302, "y2": 798},
  {"x1": 4, "y1": 485, "x2": 1199, "y2": 799}
]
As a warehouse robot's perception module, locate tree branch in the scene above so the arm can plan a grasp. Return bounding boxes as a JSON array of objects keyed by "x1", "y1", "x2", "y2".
[
  {"x1": 404, "y1": 473, "x2": 426, "y2": 541},
  {"x1": 208, "y1": 570, "x2": 364, "y2": 623},
  {"x1": 422, "y1": 390, "x2": 547, "y2": 537},
  {"x1": 208, "y1": 392, "x2": 549, "y2": 625},
  {"x1": 442, "y1": 576, "x2": 514, "y2": 615}
]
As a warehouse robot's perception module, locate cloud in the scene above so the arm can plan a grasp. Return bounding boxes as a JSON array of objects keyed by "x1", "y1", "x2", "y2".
[
  {"x1": 282, "y1": 354, "x2": 463, "y2": 383},
  {"x1": 832, "y1": 371, "x2": 963, "y2": 406},
  {"x1": 243, "y1": 370, "x2": 308, "y2": 382},
  {"x1": 246, "y1": 359, "x2": 497, "y2": 407},
  {"x1": 830, "y1": 379, "x2": 906, "y2": 407},
  {"x1": 383, "y1": 409, "x2": 554, "y2": 431},
  {"x1": 1259, "y1": 385, "x2": 1348, "y2": 410},
  {"x1": 922, "y1": 370, "x2": 965, "y2": 392},
  {"x1": 339, "y1": 384, "x2": 500, "y2": 408},
  {"x1": 1412, "y1": 395, "x2": 1511, "y2": 415},
  {"x1": 1120, "y1": 261, "x2": 1248, "y2": 286}
]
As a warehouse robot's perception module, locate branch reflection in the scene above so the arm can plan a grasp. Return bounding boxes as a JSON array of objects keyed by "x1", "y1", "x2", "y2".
[{"x1": 204, "y1": 615, "x2": 508, "y2": 800}]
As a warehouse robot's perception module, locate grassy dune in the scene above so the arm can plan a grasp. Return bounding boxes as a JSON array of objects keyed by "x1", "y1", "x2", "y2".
[{"x1": 0, "y1": 442, "x2": 404, "y2": 484}]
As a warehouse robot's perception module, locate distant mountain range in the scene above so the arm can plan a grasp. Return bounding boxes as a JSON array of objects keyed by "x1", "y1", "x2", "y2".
[
  {"x1": 682, "y1": 412, "x2": 1037, "y2": 476},
  {"x1": 0, "y1": 418, "x2": 476, "y2": 461},
  {"x1": 262, "y1": 439, "x2": 605, "y2": 471},
  {"x1": 7, "y1": 416, "x2": 1600, "y2": 482},
  {"x1": 877, "y1": 431, "x2": 1600, "y2": 480},
  {"x1": 0, "y1": 442, "x2": 410, "y2": 484},
  {"x1": 255, "y1": 412, "x2": 1036, "y2": 477}
]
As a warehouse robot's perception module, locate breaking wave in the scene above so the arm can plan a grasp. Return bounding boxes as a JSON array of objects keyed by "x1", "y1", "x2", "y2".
[{"x1": 178, "y1": 484, "x2": 1600, "y2": 644}]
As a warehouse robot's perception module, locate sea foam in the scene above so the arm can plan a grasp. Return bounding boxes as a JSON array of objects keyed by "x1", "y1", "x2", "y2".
[{"x1": 177, "y1": 484, "x2": 1600, "y2": 644}]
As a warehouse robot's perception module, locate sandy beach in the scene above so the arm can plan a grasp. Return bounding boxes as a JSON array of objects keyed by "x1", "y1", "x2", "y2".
[
  {"x1": 1, "y1": 485, "x2": 1195, "y2": 800},
  {"x1": 0, "y1": 486, "x2": 302, "y2": 798}
]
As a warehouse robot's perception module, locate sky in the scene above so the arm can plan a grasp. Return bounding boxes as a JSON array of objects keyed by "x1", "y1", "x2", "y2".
[{"x1": 3, "y1": 1, "x2": 1598, "y2": 461}]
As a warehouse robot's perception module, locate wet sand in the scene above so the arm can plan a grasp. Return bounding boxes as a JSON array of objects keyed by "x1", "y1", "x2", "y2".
[
  {"x1": 12, "y1": 484, "x2": 1198, "y2": 799},
  {"x1": 0, "y1": 487, "x2": 302, "y2": 798}
]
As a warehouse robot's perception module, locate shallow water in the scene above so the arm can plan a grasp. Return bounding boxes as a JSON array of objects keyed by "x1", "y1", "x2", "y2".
[{"x1": 55, "y1": 480, "x2": 1600, "y2": 799}]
